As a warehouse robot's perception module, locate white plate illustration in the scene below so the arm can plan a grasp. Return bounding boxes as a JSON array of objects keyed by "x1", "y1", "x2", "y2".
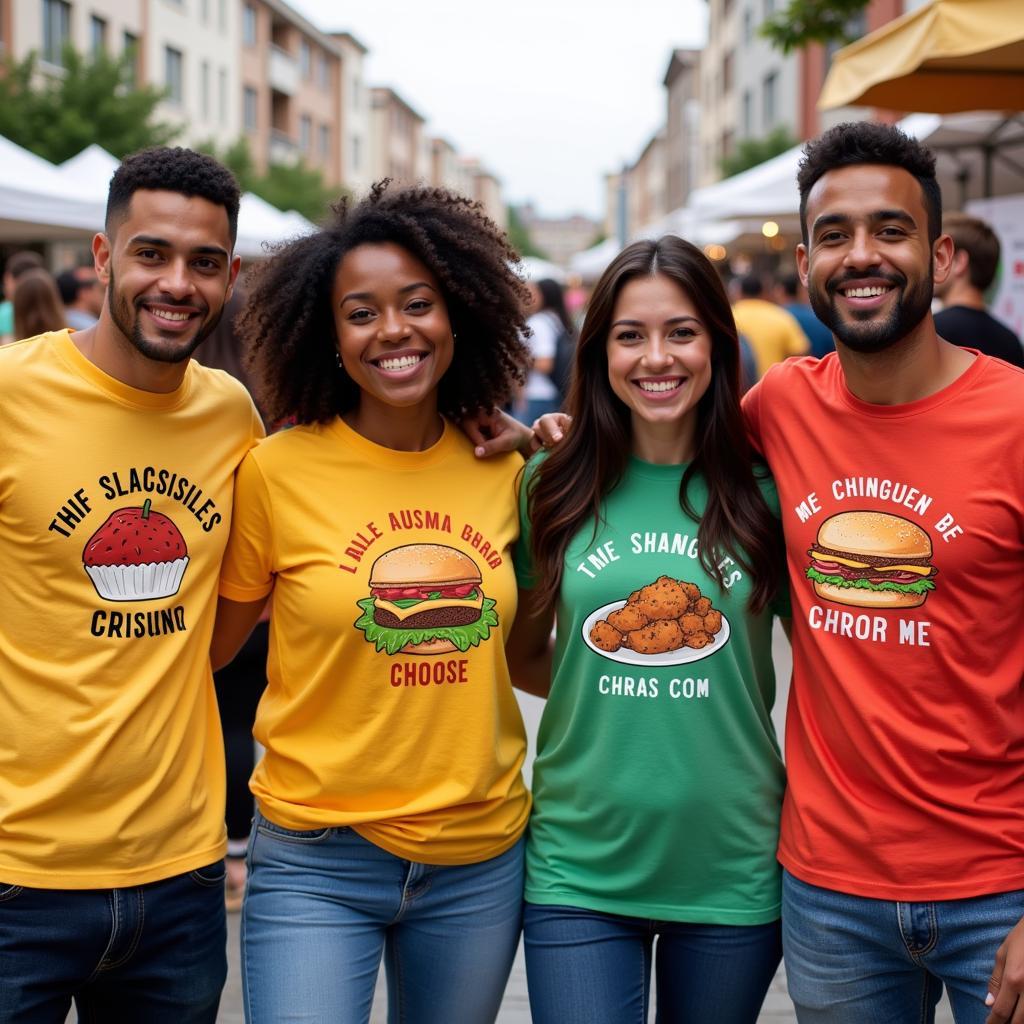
[{"x1": 581, "y1": 600, "x2": 730, "y2": 666}]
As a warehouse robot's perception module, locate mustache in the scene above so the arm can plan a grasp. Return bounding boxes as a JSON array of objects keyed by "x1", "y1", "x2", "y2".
[
  {"x1": 134, "y1": 293, "x2": 207, "y2": 315},
  {"x1": 827, "y1": 270, "x2": 905, "y2": 296}
]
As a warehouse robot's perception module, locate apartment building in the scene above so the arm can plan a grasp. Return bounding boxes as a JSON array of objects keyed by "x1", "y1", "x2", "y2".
[
  {"x1": 462, "y1": 159, "x2": 506, "y2": 231},
  {"x1": 240, "y1": 0, "x2": 344, "y2": 186},
  {"x1": 429, "y1": 137, "x2": 474, "y2": 197},
  {"x1": 664, "y1": 48, "x2": 701, "y2": 211},
  {"x1": 331, "y1": 30, "x2": 370, "y2": 195},
  {"x1": 515, "y1": 203, "x2": 600, "y2": 270},
  {"x1": 369, "y1": 86, "x2": 426, "y2": 186},
  {"x1": 628, "y1": 130, "x2": 668, "y2": 232}
]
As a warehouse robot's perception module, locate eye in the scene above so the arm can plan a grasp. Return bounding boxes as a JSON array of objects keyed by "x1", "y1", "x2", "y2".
[
  {"x1": 878, "y1": 226, "x2": 906, "y2": 238},
  {"x1": 193, "y1": 257, "x2": 220, "y2": 271},
  {"x1": 137, "y1": 248, "x2": 161, "y2": 260},
  {"x1": 406, "y1": 298, "x2": 432, "y2": 313},
  {"x1": 614, "y1": 330, "x2": 643, "y2": 343},
  {"x1": 347, "y1": 308, "x2": 374, "y2": 323},
  {"x1": 818, "y1": 231, "x2": 844, "y2": 244},
  {"x1": 670, "y1": 326, "x2": 697, "y2": 340}
]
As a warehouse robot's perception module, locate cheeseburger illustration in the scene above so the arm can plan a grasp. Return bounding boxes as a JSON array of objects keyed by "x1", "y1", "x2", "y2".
[
  {"x1": 806, "y1": 511, "x2": 937, "y2": 609},
  {"x1": 353, "y1": 544, "x2": 499, "y2": 656}
]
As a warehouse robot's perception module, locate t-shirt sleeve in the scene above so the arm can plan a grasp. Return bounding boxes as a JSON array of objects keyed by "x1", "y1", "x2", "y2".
[
  {"x1": 219, "y1": 450, "x2": 276, "y2": 601},
  {"x1": 513, "y1": 455, "x2": 543, "y2": 590},
  {"x1": 742, "y1": 378, "x2": 766, "y2": 454}
]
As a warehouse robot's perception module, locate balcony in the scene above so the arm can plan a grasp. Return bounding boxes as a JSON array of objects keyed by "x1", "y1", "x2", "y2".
[
  {"x1": 269, "y1": 45, "x2": 298, "y2": 96},
  {"x1": 269, "y1": 130, "x2": 300, "y2": 166}
]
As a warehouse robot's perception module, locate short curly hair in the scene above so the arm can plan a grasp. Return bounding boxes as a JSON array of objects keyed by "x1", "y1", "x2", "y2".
[
  {"x1": 239, "y1": 181, "x2": 531, "y2": 425},
  {"x1": 797, "y1": 122, "x2": 942, "y2": 245},
  {"x1": 106, "y1": 147, "x2": 241, "y2": 242}
]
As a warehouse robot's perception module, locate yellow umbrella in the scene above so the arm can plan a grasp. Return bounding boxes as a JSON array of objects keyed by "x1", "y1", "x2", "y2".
[{"x1": 819, "y1": 0, "x2": 1024, "y2": 113}]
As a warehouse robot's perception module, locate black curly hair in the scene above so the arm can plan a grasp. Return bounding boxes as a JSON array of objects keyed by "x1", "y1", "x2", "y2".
[
  {"x1": 239, "y1": 181, "x2": 531, "y2": 425},
  {"x1": 106, "y1": 147, "x2": 241, "y2": 242},
  {"x1": 797, "y1": 122, "x2": 942, "y2": 245}
]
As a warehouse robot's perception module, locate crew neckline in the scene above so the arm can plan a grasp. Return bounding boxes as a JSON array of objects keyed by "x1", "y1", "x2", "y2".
[
  {"x1": 327, "y1": 414, "x2": 459, "y2": 470},
  {"x1": 627, "y1": 454, "x2": 691, "y2": 480},
  {"x1": 52, "y1": 329, "x2": 193, "y2": 411}
]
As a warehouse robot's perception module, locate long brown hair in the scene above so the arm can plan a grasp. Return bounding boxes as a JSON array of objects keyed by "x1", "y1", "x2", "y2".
[
  {"x1": 528, "y1": 236, "x2": 782, "y2": 613},
  {"x1": 13, "y1": 269, "x2": 66, "y2": 341}
]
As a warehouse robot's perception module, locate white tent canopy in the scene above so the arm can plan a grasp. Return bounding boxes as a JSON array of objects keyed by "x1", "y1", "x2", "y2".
[{"x1": 1, "y1": 138, "x2": 315, "y2": 256}]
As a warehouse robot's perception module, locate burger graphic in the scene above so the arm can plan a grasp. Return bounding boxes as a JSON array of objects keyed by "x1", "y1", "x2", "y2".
[
  {"x1": 354, "y1": 544, "x2": 499, "y2": 656},
  {"x1": 83, "y1": 498, "x2": 190, "y2": 601},
  {"x1": 806, "y1": 511, "x2": 937, "y2": 609}
]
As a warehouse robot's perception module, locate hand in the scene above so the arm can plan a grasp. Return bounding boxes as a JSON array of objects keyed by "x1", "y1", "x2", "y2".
[
  {"x1": 533, "y1": 412, "x2": 572, "y2": 449},
  {"x1": 461, "y1": 408, "x2": 533, "y2": 459},
  {"x1": 986, "y1": 915, "x2": 1024, "y2": 1023}
]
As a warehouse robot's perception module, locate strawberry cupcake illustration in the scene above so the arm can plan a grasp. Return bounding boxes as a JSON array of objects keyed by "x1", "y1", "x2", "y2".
[{"x1": 82, "y1": 499, "x2": 190, "y2": 601}]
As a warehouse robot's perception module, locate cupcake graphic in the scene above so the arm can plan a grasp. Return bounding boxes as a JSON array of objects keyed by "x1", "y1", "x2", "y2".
[{"x1": 82, "y1": 499, "x2": 189, "y2": 601}]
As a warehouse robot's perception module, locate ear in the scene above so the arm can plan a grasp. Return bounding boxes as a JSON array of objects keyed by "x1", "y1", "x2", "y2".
[
  {"x1": 225, "y1": 254, "x2": 242, "y2": 301},
  {"x1": 93, "y1": 232, "x2": 112, "y2": 285},
  {"x1": 795, "y1": 243, "x2": 809, "y2": 288},
  {"x1": 931, "y1": 233, "x2": 955, "y2": 286}
]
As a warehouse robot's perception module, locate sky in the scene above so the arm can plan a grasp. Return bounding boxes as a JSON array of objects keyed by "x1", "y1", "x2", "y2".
[{"x1": 290, "y1": 0, "x2": 708, "y2": 221}]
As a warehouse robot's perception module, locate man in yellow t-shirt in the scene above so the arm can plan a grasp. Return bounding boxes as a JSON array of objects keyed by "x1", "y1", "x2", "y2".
[
  {"x1": 732, "y1": 274, "x2": 810, "y2": 378},
  {"x1": 0, "y1": 149, "x2": 262, "y2": 1023}
]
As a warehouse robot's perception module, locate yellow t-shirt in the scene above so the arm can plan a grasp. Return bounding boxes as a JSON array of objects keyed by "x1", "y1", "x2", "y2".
[
  {"x1": 732, "y1": 298, "x2": 810, "y2": 378},
  {"x1": 219, "y1": 417, "x2": 530, "y2": 866},
  {"x1": 0, "y1": 330, "x2": 263, "y2": 888}
]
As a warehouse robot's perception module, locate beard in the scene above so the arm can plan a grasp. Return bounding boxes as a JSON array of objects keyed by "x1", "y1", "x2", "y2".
[
  {"x1": 809, "y1": 265, "x2": 933, "y2": 354},
  {"x1": 108, "y1": 267, "x2": 225, "y2": 364}
]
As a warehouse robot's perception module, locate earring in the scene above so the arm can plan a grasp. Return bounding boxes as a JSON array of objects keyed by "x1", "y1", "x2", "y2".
[
  {"x1": 335, "y1": 352, "x2": 342, "y2": 368},
  {"x1": 452, "y1": 332, "x2": 458, "y2": 344}
]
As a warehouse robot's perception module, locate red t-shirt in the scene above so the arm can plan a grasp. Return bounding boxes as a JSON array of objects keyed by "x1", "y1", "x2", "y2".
[{"x1": 744, "y1": 352, "x2": 1024, "y2": 900}]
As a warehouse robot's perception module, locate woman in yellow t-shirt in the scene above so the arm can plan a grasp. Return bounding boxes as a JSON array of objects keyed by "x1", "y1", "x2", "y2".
[{"x1": 211, "y1": 183, "x2": 533, "y2": 1024}]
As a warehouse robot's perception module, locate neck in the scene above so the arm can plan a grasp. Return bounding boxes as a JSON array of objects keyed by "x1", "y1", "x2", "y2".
[
  {"x1": 630, "y1": 415, "x2": 696, "y2": 465},
  {"x1": 344, "y1": 396, "x2": 444, "y2": 452},
  {"x1": 835, "y1": 314, "x2": 975, "y2": 405},
  {"x1": 941, "y1": 278, "x2": 986, "y2": 311},
  {"x1": 72, "y1": 315, "x2": 189, "y2": 394}
]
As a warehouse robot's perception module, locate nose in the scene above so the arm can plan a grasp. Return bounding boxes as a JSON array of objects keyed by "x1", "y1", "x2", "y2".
[
  {"x1": 843, "y1": 226, "x2": 882, "y2": 270},
  {"x1": 642, "y1": 336, "x2": 673, "y2": 371},
  {"x1": 376, "y1": 306, "x2": 409, "y2": 342},
  {"x1": 158, "y1": 259, "x2": 196, "y2": 300}
]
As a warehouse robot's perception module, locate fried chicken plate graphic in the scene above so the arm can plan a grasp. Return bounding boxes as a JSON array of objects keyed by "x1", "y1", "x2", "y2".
[{"x1": 589, "y1": 576, "x2": 724, "y2": 655}]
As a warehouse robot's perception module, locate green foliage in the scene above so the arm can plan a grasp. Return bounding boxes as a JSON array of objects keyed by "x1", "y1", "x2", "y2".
[
  {"x1": 0, "y1": 47, "x2": 177, "y2": 163},
  {"x1": 721, "y1": 127, "x2": 797, "y2": 179},
  {"x1": 200, "y1": 137, "x2": 336, "y2": 223},
  {"x1": 506, "y1": 205, "x2": 548, "y2": 259},
  {"x1": 760, "y1": 0, "x2": 870, "y2": 54}
]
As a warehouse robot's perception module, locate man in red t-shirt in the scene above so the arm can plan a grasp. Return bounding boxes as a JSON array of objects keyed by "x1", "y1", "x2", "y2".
[{"x1": 744, "y1": 122, "x2": 1024, "y2": 1024}]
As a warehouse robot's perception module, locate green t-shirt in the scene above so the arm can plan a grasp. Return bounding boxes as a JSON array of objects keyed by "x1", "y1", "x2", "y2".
[{"x1": 516, "y1": 455, "x2": 787, "y2": 924}]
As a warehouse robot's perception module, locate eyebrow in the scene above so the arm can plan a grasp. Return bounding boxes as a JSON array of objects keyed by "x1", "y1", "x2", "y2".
[
  {"x1": 611, "y1": 315, "x2": 702, "y2": 328},
  {"x1": 127, "y1": 235, "x2": 229, "y2": 258},
  {"x1": 340, "y1": 281, "x2": 437, "y2": 304},
  {"x1": 811, "y1": 209, "x2": 916, "y2": 234}
]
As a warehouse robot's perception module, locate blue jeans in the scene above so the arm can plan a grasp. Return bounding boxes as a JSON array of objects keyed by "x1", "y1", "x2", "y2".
[
  {"x1": 242, "y1": 811, "x2": 525, "y2": 1024},
  {"x1": 523, "y1": 902, "x2": 782, "y2": 1024},
  {"x1": 783, "y1": 869, "x2": 1024, "y2": 1023},
  {"x1": 0, "y1": 861, "x2": 227, "y2": 1024}
]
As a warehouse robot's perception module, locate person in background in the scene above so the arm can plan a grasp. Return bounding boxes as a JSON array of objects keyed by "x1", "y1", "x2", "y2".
[
  {"x1": 517, "y1": 278, "x2": 570, "y2": 422},
  {"x1": 56, "y1": 266, "x2": 104, "y2": 331},
  {"x1": 13, "y1": 267, "x2": 66, "y2": 341},
  {"x1": 0, "y1": 250, "x2": 45, "y2": 343},
  {"x1": 934, "y1": 212, "x2": 1023, "y2": 368},
  {"x1": 732, "y1": 274, "x2": 809, "y2": 377},
  {"x1": 776, "y1": 272, "x2": 834, "y2": 358}
]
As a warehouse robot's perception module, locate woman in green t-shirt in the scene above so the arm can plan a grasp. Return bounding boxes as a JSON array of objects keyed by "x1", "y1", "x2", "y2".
[{"x1": 505, "y1": 236, "x2": 789, "y2": 1023}]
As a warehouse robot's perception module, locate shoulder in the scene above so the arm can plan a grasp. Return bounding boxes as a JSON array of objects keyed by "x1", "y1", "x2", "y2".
[
  {"x1": 448, "y1": 423, "x2": 525, "y2": 480},
  {"x1": 0, "y1": 331, "x2": 63, "y2": 392}
]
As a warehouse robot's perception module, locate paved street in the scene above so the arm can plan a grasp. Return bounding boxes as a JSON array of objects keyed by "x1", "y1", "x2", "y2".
[{"x1": 210, "y1": 623, "x2": 954, "y2": 1022}]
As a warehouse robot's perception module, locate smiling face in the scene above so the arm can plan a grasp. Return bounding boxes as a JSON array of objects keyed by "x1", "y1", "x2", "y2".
[
  {"x1": 797, "y1": 164, "x2": 951, "y2": 354},
  {"x1": 606, "y1": 273, "x2": 712, "y2": 455},
  {"x1": 95, "y1": 189, "x2": 238, "y2": 364},
  {"x1": 333, "y1": 243, "x2": 454, "y2": 420}
]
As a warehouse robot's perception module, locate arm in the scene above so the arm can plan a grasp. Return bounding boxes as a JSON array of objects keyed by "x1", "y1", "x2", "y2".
[
  {"x1": 460, "y1": 408, "x2": 536, "y2": 459},
  {"x1": 211, "y1": 595, "x2": 270, "y2": 671},
  {"x1": 986, "y1": 917, "x2": 1024, "y2": 1023},
  {"x1": 779, "y1": 616, "x2": 793, "y2": 641},
  {"x1": 505, "y1": 586, "x2": 555, "y2": 699}
]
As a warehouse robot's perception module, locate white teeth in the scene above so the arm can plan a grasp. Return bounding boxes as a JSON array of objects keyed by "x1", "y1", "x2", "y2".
[
  {"x1": 378, "y1": 355, "x2": 422, "y2": 371},
  {"x1": 638, "y1": 380, "x2": 681, "y2": 393},
  {"x1": 845, "y1": 286, "x2": 889, "y2": 298},
  {"x1": 150, "y1": 309, "x2": 191, "y2": 321}
]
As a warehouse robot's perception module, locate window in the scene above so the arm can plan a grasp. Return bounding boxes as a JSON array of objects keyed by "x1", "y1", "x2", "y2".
[
  {"x1": 722, "y1": 50, "x2": 734, "y2": 96},
  {"x1": 219, "y1": 68, "x2": 227, "y2": 125},
  {"x1": 742, "y1": 89, "x2": 752, "y2": 136},
  {"x1": 42, "y1": 0, "x2": 70, "y2": 66},
  {"x1": 319, "y1": 123, "x2": 329, "y2": 159},
  {"x1": 201, "y1": 60, "x2": 210, "y2": 120},
  {"x1": 763, "y1": 71, "x2": 777, "y2": 128},
  {"x1": 317, "y1": 54, "x2": 330, "y2": 90},
  {"x1": 299, "y1": 114, "x2": 312, "y2": 152},
  {"x1": 243, "y1": 4, "x2": 257, "y2": 46},
  {"x1": 243, "y1": 86, "x2": 258, "y2": 132},
  {"x1": 351, "y1": 135, "x2": 361, "y2": 172},
  {"x1": 123, "y1": 31, "x2": 139, "y2": 86},
  {"x1": 90, "y1": 15, "x2": 107, "y2": 57},
  {"x1": 300, "y1": 40, "x2": 312, "y2": 79},
  {"x1": 743, "y1": 7, "x2": 753, "y2": 44},
  {"x1": 165, "y1": 46, "x2": 183, "y2": 105}
]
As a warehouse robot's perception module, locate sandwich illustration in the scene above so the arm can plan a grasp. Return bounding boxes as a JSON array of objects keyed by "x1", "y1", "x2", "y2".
[
  {"x1": 806, "y1": 511, "x2": 937, "y2": 609},
  {"x1": 354, "y1": 543, "x2": 498, "y2": 656},
  {"x1": 82, "y1": 498, "x2": 190, "y2": 601}
]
